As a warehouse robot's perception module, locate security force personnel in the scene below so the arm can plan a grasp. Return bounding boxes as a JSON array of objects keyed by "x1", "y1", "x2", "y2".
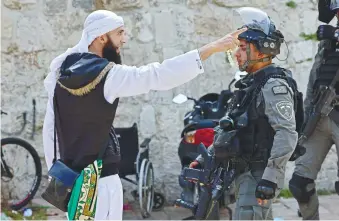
[
  {"x1": 190, "y1": 7, "x2": 302, "y2": 220},
  {"x1": 289, "y1": 1, "x2": 339, "y2": 220}
]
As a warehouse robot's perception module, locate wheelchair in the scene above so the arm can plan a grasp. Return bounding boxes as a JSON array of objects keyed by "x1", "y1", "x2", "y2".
[{"x1": 115, "y1": 123, "x2": 165, "y2": 218}]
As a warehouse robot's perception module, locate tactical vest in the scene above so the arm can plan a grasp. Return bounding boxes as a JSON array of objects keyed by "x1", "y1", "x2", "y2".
[
  {"x1": 313, "y1": 40, "x2": 339, "y2": 94},
  {"x1": 229, "y1": 65, "x2": 303, "y2": 165},
  {"x1": 54, "y1": 53, "x2": 120, "y2": 177}
]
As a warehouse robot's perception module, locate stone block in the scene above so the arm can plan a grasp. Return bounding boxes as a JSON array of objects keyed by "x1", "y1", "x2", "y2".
[
  {"x1": 72, "y1": 0, "x2": 94, "y2": 11},
  {"x1": 300, "y1": 9, "x2": 318, "y2": 35},
  {"x1": 154, "y1": 10, "x2": 178, "y2": 45},
  {"x1": 193, "y1": 14, "x2": 232, "y2": 37},
  {"x1": 162, "y1": 48, "x2": 183, "y2": 59},
  {"x1": 288, "y1": 60, "x2": 313, "y2": 95},
  {"x1": 135, "y1": 12, "x2": 153, "y2": 43},
  {"x1": 114, "y1": 103, "x2": 142, "y2": 128},
  {"x1": 1, "y1": 54, "x2": 13, "y2": 81},
  {"x1": 139, "y1": 105, "x2": 156, "y2": 138},
  {"x1": 187, "y1": 0, "x2": 207, "y2": 7},
  {"x1": 212, "y1": 0, "x2": 250, "y2": 7},
  {"x1": 290, "y1": 40, "x2": 315, "y2": 63},
  {"x1": 43, "y1": 0, "x2": 67, "y2": 15},
  {"x1": 148, "y1": 90, "x2": 175, "y2": 105},
  {"x1": 102, "y1": 0, "x2": 144, "y2": 10},
  {"x1": 121, "y1": 41, "x2": 158, "y2": 66},
  {"x1": 174, "y1": 10, "x2": 194, "y2": 39},
  {"x1": 3, "y1": 0, "x2": 36, "y2": 10},
  {"x1": 64, "y1": 30, "x2": 83, "y2": 47},
  {"x1": 120, "y1": 15, "x2": 134, "y2": 46},
  {"x1": 281, "y1": 10, "x2": 302, "y2": 42},
  {"x1": 37, "y1": 51, "x2": 63, "y2": 70},
  {"x1": 16, "y1": 15, "x2": 56, "y2": 52},
  {"x1": 1, "y1": 16, "x2": 13, "y2": 39},
  {"x1": 265, "y1": 9, "x2": 283, "y2": 30}
]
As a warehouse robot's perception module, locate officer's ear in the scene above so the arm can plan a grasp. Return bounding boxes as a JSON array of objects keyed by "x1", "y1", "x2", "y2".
[
  {"x1": 251, "y1": 43, "x2": 261, "y2": 57},
  {"x1": 257, "y1": 51, "x2": 265, "y2": 59}
]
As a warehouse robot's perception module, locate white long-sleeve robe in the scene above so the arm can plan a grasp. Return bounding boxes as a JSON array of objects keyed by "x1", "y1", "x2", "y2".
[{"x1": 42, "y1": 49, "x2": 205, "y2": 170}]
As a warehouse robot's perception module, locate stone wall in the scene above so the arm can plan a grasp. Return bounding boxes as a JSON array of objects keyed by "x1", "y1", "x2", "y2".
[{"x1": 1, "y1": 0, "x2": 338, "y2": 203}]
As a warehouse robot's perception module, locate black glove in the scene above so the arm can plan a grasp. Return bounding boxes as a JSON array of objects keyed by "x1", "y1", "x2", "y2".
[
  {"x1": 316, "y1": 25, "x2": 337, "y2": 40},
  {"x1": 255, "y1": 179, "x2": 277, "y2": 200}
]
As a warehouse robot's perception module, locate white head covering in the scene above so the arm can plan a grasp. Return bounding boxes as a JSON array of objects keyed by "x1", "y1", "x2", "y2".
[{"x1": 44, "y1": 10, "x2": 124, "y2": 97}]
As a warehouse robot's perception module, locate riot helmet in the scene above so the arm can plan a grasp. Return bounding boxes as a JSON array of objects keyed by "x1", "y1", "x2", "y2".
[
  {"x1": 318, "y1": 0, "x2": 339, "y2": 24},
  {"x1": 232, "y1": 7, "x2": 284, "y2": 72}
]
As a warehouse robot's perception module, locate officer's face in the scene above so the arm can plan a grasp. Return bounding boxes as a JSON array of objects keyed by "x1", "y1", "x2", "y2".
[{"x1": 235, "y1": 40, "x2": 260, "y2": 71}]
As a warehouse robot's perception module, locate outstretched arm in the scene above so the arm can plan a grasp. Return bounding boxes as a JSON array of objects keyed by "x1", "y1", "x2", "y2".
[{"x1": 103, "y1": 28, "x2": 247, "y2": 103}]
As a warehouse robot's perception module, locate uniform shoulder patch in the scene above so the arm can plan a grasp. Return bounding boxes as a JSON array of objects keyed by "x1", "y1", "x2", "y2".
[
  {"x1": 266, "y1": 78, "x2": 276, "y2": 84},
  {"x1": 272, "y1": 85, "x2": 288, "y2": 95},
  {"x1": 276, "y1": 101, "x2": 294, "y2": 121}
]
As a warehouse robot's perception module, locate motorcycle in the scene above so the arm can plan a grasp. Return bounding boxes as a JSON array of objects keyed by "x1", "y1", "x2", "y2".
[{"x1": 172, "y1": 71, "x2": 247, "y2": 218}]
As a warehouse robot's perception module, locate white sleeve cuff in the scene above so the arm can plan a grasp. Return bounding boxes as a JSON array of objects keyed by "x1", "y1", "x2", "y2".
[{"x1": 191, "y1": 49, "x2": 205, "y2": 74}]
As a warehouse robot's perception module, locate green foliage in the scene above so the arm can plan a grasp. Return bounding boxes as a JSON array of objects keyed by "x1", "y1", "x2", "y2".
[
  {"x1": 317, "y1": 189, "x2": 336, "y2": 196},
  {"x1": 278, "y1": 189, "x2": 294, "y2": 198},
  {"x1": 286, "y1": 1, "x2": 297, "y2": 8},
  {"x1": 2, "y1": 206, "x2": 47, "y2": 220},
  {"x1": 300, "y1": 32, "x2": 318, "y2": 41},
  {"x1": 278, "y1": 188, "x2": 336, "y2": 199}
]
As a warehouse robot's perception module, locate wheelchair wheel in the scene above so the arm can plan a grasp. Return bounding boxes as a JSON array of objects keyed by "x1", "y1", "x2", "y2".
[
  {"x1": 152, "y1": 192, "x2": 165, "y2": 211},
  {"x1": 138, "y1": 159, "x2": 155, "y2": 218}
]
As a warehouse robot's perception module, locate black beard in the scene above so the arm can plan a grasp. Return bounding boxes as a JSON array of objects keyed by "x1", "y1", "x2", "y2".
[{"x1": 102, "y1": 43, "x2": 122, "y2": 64}]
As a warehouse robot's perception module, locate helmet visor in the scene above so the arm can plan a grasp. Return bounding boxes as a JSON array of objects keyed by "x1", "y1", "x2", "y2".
[{"x1": 232, "y1": 7, "x2": 271, "y2": 35}]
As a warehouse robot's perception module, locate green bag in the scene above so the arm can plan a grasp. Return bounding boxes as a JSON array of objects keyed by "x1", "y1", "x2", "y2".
[
  {"x1": 67, "y1": 138, "x2": 108, "y2": 220},
  {"x1": 67, "y1": 159, "x2": 103, "y2": 220}
]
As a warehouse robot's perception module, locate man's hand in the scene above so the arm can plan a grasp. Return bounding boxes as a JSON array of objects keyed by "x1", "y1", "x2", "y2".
[
  {"x1": 198, "y1": 28, "x2": 247, "y2": 61},
  {"x1": 189, "y1": 160, "x2": 200, "y2": 168},
  {"x1": 317, "y1": 25, "x2": 337, "y2": 40},
  {"x1": 255, "y1": 179, "x2": 277, "y2": 201},
  {"x1": 213, "y1": 28, "x2": 247, "y2": 53}
]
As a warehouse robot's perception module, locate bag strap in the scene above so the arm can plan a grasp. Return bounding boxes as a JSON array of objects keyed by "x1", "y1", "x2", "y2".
[
  {"x1": 97, "y1": 133, "x2": 110, "y2": 160},
  {"x1": 53, "y1": 94, "x2": 58, "y2": 164}
]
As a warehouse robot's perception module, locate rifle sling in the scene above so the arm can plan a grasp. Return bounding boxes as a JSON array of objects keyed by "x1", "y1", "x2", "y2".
[{"x1": 329, "y1": 107, "x2": 339, "y2": 125}]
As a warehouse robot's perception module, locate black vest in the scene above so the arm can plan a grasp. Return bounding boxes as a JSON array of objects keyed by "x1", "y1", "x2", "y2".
[
  {"x1": 229, "y1": 66, "x2": 298, "y2": 164},
  {"x1": 54, "y1": 53, "x2": 120, "y2": 177},
  {"x1": 313, "y1": 40, "x2": 339, "y2": 94}
]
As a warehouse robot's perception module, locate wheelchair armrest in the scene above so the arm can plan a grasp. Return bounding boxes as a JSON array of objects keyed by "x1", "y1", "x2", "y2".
[{"x1": 140, "y1": 138, "x2": 151, "y2": 148}]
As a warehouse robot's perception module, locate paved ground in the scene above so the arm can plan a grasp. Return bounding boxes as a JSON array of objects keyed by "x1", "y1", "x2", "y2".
[{"x1": 32, "y1": 195, "x2": 339, "y2": 220}]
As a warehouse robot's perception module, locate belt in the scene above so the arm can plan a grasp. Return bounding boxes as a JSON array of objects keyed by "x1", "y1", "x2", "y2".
[{"x1": 249, "y1": 161, "x2": 266, "y2": 170}]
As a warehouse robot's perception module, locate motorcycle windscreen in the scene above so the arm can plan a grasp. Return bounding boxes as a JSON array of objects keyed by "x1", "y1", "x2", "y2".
[{"x1": 330, "y1": 0, "x2": 339, "y2": 10}]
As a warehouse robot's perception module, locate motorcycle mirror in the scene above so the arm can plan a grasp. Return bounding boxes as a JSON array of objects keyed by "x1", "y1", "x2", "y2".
[{"x1": 172, "y1": 94, "x2": 188, "y2": 104}]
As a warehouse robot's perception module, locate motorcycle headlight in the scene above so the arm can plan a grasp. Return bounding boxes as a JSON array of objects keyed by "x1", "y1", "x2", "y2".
[{"x1": 184, "y1": 131, "x2": 195, "y2": 143}]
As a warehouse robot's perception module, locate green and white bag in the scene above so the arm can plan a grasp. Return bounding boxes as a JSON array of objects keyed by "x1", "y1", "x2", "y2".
[
  {"x1": 67, "y1": 144, "x2": 107, "y2": 220},
  {"x1": 67, "y1": 160, "x2": 103, "y2": 220}
]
